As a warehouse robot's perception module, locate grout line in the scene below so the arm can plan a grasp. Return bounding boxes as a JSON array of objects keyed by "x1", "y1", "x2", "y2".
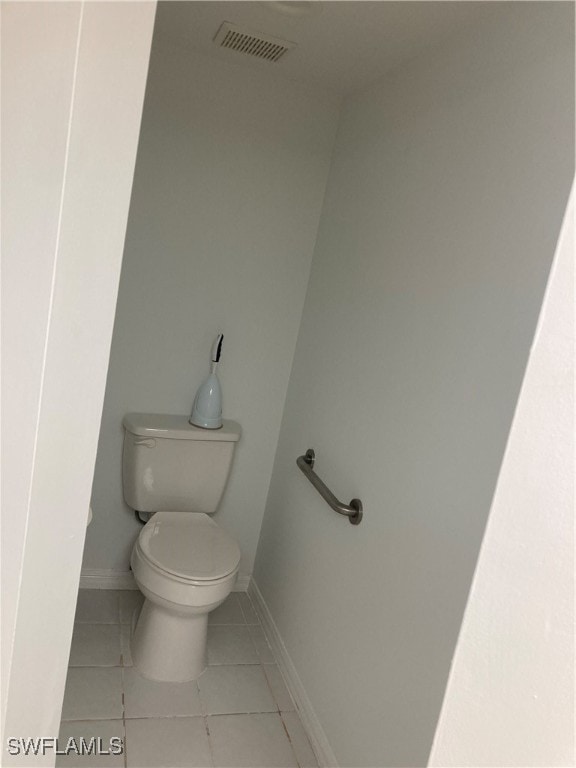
[
  {"x1": 121, "y1": 714, "x2": 207, "y2": 721},
  {"x1": 197, "y1": 679, "x2": 206, "y2": 718},
  {"x1": 65, "y1": 710, "x2": 300, "y2": 722},
  {"x1": 207, "y1": 661, "x2": 262, "y2": 667},
  {"x1": 237, "y1": 591, "x2": 250, "y2": 625},
  {"x1": 237, "y1": 591, "x2": 262, "y2": 626},
  {"x1": 202, "y1": 660, "x2": 276, "y2": 674},
  {"x1": 261, "y1": 662, "x2": 282, "y2": 713},
  {"x1": 66, "y1": 664, "x2": 123, "y2": 669},
  {"x1": 62, "y1": 709, "x2": 301, "y2": 726},
  {"x1": 204, "y1": 715, "x2": 216, "y2": 768},
  {"x1": 209, "y1": 622, "x2": 249, "y2": 626},
  {"x1": 60, "y1": 717, "x2": 125, "y2": 723},
  {"x1": 201, "y1": 711, "x2": 282, "y2": 719},
  {"x1": 200, "y1": 707, "x2": 279, "y2": 718},
  {"x1": 121, "y1": 667, "x2": 128, "y2": 768},
  {"x1": 279, "y1": 711, "x2": 304, "y2": 768},
  {"x1": 73, "y1": 621, "x2": 121, "y2": 625},
  {"x1": 72, "y1": 621, "x2": 122, "y2": 627},
  {"x1": 122, "y1": 715, "x2": 127, "y2": 768},
  {"x1": 66, "y1": 712, "x2": 298, "y2": 721},
  {"x1": 120, "y1": 623, "x2": 126, "y2": 666}
]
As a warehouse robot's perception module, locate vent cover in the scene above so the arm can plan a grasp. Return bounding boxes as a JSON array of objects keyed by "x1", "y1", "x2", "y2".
[{"x1": 213, "y1": 22, "x2": 296, "y2": 63}]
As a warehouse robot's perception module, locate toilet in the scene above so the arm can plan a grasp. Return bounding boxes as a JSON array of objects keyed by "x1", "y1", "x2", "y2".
[{"x1": 122, "y1": 413, "x2": 242, "y2": 682}]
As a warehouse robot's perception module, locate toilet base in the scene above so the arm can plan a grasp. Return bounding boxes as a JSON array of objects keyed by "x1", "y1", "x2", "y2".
[{"x1": 131, "y1": 599, "x2": 209, "y2": 682}]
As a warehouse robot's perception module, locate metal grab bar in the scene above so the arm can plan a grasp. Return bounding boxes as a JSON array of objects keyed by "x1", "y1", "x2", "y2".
[{"x1": 296, "y1": 449, "x2": 363, "y2": 526}]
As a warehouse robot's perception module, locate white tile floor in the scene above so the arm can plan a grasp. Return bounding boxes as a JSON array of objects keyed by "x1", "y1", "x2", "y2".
[{"x1": 60, "y1": 590, "x2": 317, "y2": 768}]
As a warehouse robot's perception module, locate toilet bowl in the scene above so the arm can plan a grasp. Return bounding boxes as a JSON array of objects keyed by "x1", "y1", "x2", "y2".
[{"x1": 130, "y1": 511, "x2": 240, "y2": 681}]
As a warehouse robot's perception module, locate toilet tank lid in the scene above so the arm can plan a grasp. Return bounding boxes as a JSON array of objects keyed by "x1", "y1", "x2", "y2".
[{"x1": 123, "y1": 413, "x2": 241, "y2": 441}]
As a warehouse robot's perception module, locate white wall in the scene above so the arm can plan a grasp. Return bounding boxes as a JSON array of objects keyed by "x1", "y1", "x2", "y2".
[
  {"x1": 253, "y1": 4, "x2": 574, "y2": 766},
  {"x1": 1, "y1": 1, "x2": 155, "y2": 757},
  {"x1": 83, "y1": 26, "x2": 340, "y2": 580},
  {"x1": 429, "y1": 183, "x2": 574, "y2": 768}
]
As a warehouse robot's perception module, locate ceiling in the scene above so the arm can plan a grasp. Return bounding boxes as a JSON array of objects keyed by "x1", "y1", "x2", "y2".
[{"x1": 153, "y1": 1, "x2": 493, "y2": 96}]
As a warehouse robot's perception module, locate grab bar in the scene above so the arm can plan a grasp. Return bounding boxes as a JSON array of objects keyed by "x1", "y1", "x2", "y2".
[{"x1": 296, "y1": 449, "x2": 363, "y2": 525}]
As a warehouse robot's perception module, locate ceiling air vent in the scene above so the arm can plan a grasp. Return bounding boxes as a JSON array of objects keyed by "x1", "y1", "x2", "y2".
[{"x1": 213, "y1": 22, "x2": 296, "y2": 63}]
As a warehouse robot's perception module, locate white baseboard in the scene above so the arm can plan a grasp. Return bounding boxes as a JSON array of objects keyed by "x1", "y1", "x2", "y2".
[
  {"x1": 248, "y1": 579, "x2": 337, "y2": 768},
  {"x1": 79, "y1": 569, "x2": 138, "y2": 590},
  {"x1": 79, "y1": 569, "x2": 251, "y2": 592}
]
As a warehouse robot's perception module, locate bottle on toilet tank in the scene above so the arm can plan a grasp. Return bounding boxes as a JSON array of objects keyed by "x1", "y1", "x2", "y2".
[{"x1": 189, "y1": 334, "x2": 224, "y2": 429}]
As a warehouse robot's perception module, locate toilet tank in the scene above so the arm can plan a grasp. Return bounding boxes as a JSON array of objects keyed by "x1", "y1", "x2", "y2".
[{"x1": 122, "y1": 414, "x2": 241, "y2": 513}]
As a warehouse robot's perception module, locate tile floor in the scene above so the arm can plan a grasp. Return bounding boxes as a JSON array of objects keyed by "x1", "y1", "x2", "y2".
[{"x1": 59, "y1": 590, "x2": 317, "y2": 768}]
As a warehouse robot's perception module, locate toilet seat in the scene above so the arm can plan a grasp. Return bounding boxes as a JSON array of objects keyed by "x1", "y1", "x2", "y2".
[{"x1": 138, "y1": 511, "x2": 240, "y2": 583}]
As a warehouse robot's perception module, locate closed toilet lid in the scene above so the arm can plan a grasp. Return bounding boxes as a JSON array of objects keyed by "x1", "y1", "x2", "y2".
[{"x1": 138, "y1": 511, "x2": 240, "y2": 581}]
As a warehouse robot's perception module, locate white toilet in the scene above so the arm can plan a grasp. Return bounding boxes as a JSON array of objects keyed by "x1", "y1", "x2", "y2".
[{"x1": 122, "y1": 413, "x2": 242, "y2": 682}]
